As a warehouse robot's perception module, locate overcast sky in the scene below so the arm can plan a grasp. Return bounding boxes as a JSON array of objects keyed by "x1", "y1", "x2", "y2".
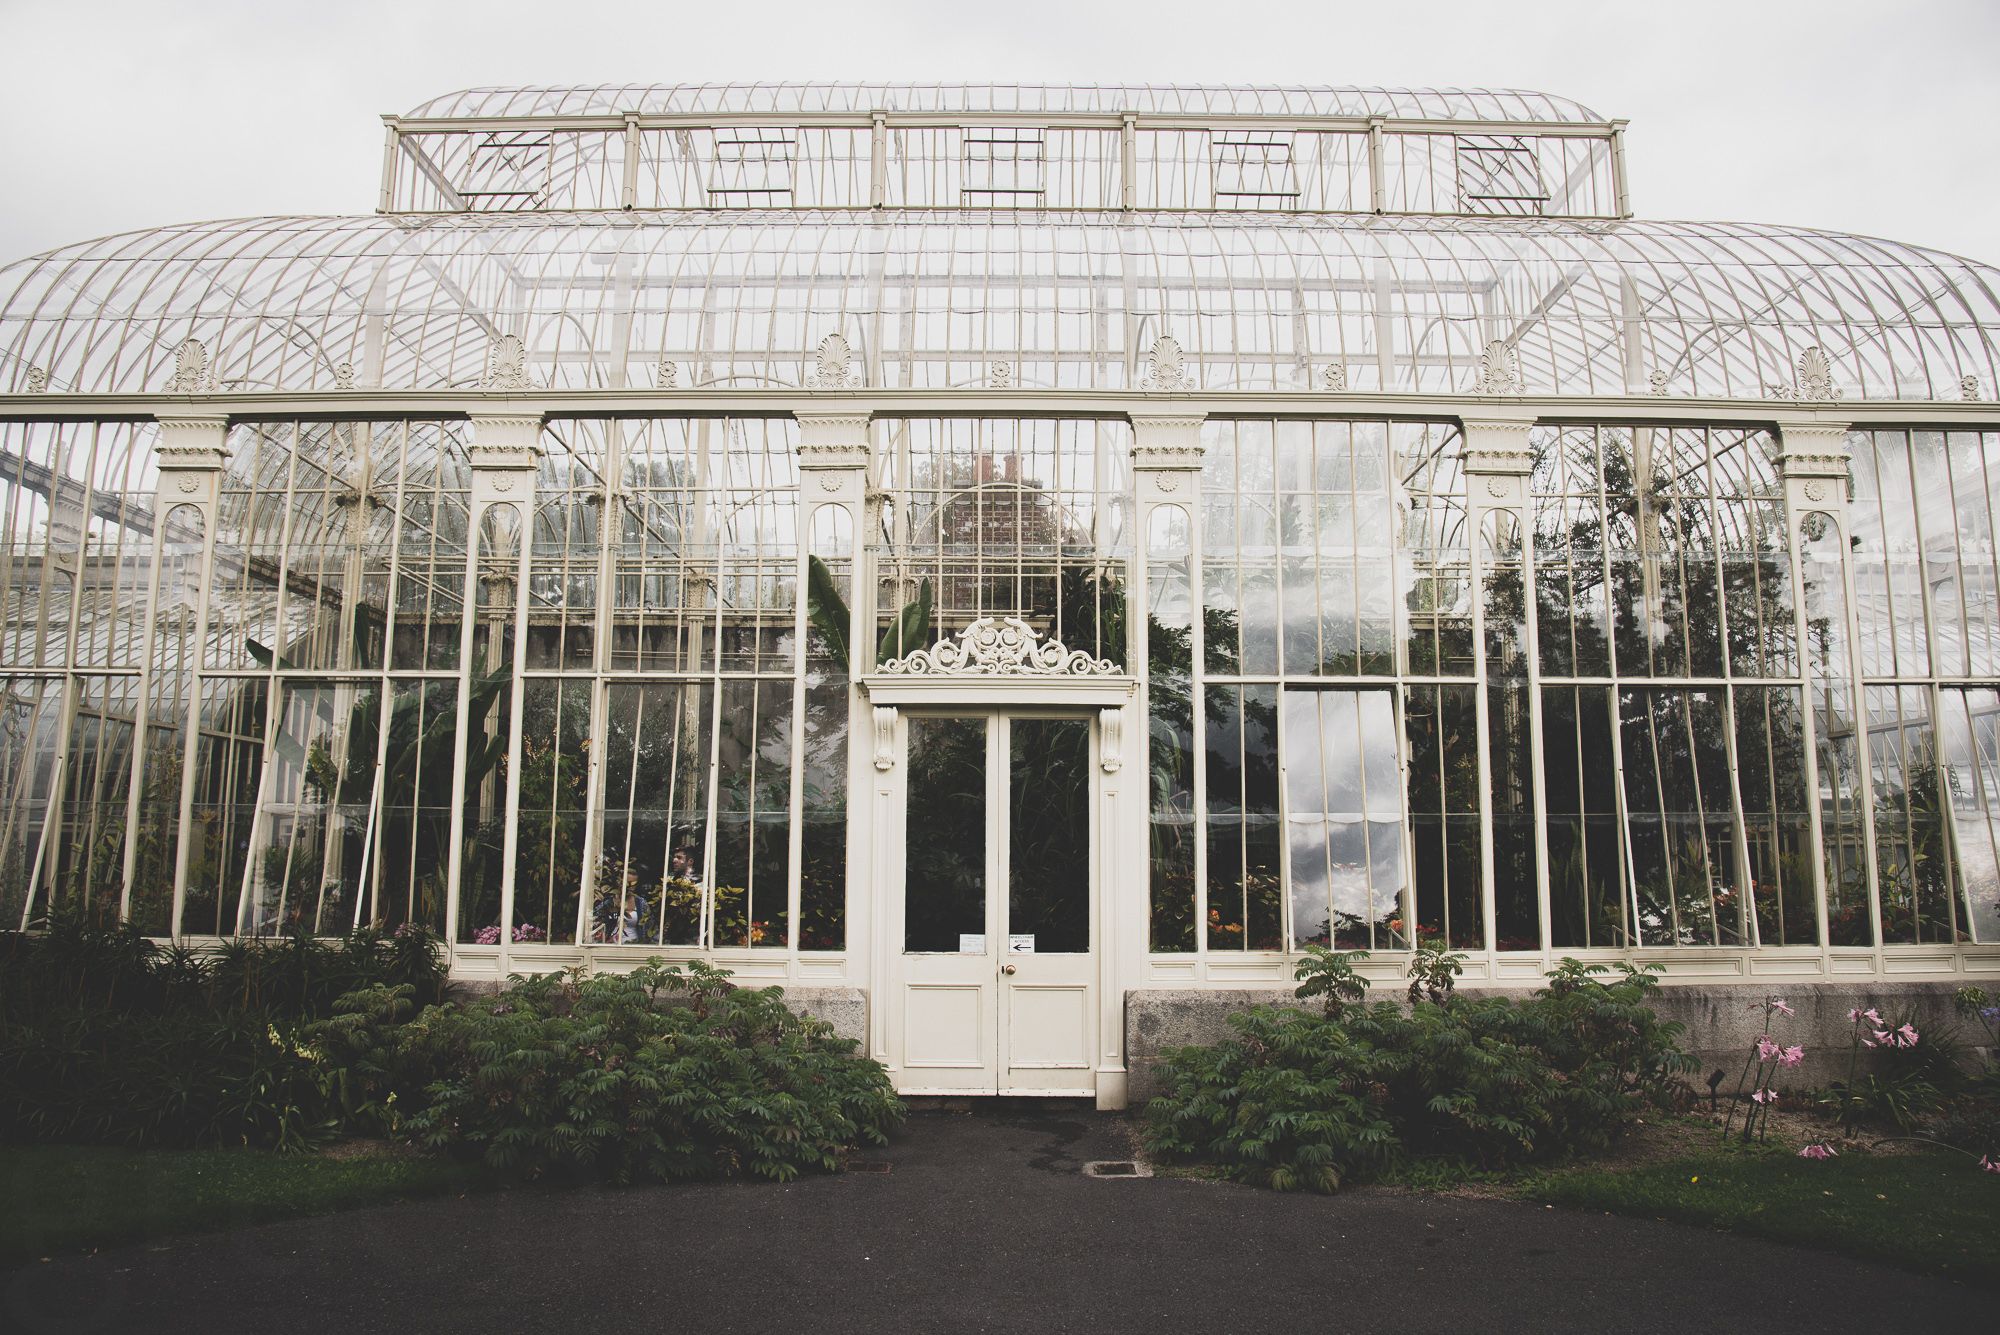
[{"x1": 1, "y1": 0, "x2": 1995, "y2": 268}]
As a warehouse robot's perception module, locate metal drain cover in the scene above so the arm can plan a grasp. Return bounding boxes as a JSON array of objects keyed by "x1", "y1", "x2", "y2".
[{"x1": 1083, "y1": 1160, "x2": 1151, "y2": 1178}]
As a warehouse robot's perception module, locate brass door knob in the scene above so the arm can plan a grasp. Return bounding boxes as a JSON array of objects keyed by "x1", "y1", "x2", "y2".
[{"x1": 1001, "y1": 963, "x2": 1017, "y2": 975}]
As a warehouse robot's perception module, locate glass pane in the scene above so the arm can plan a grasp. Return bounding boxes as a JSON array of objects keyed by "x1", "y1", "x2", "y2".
[
  {"x1": 1008, "y1": 717, "x2": 1091, "y2": 953},
  {"x1": 905, "y1": 715, "x2": 986, "y2": 952}
]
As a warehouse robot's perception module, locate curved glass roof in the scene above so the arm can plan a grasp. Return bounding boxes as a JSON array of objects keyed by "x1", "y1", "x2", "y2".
[
  {"x1": 404, "y1": 83, "x2": 1609, "y2": 124},
  {"x1": 2, "y1": 211, "x2": 1994, "y2": 400}
]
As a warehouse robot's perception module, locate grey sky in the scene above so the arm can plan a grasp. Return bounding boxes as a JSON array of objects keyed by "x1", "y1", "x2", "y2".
[{"x1": 1, "y1": 0, "x2": 1995, "y2": 269}]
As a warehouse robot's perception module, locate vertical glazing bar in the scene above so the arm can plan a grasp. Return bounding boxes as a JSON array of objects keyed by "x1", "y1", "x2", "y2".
[
  {"x1": 1610, "y1": 122, "x2": 1632, "y2": 219},
  {"x1": 621, "y1": 115, "x2": 642, "y2": 210},
  {"x1": 379, "y1": 122, "x2": 400, "y2": 213},
  {"x1": 1367, "y1": 118, "x2": 1386, "y2": 214},
  {"x1": 1120, "y1": 114, "x2": 1137, "y2": 210},
  {"x1": 870, "y1": 113, "x2": 888, "y2": 208}
]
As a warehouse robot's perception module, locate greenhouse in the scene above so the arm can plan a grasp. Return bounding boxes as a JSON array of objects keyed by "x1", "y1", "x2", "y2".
[{"x1": 2, "y1": 83, "x2": 1998, "y2": 1104}]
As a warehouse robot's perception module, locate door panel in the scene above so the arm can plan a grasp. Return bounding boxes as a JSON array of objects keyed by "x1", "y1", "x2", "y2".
[
  {"x1": 896, "y1": 714, "x2": 996, "y2": 1092},
  {"x1": 998, "y1": 716, "x2": 1097, "y2": 1093},
  {"x1": 892, "y1": 711, "x2": 1099, "y2": 1096}
]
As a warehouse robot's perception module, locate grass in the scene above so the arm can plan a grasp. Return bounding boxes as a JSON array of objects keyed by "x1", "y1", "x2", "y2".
[
  {"x1": 0, "y1": 1142, "x2": 495, "y2": 1267},
  {"x1": 1527, "y1": 1148, "x2": 2000, "y2": 1288}
]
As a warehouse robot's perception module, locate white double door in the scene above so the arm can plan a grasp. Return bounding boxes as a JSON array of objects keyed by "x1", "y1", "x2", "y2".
[{"x1": 889, "y1": 711, "x2": 1098, "y2": 1096}]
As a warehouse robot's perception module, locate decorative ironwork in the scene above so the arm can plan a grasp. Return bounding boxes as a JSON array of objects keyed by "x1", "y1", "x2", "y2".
[
  {"x1": 1648, "y1": 368, "x2": 1670, "y2": 395},
  {"x1": 1964, "y1": 374, "x2": 1983, "y2": 403},
  {"x1": 166, "y1": 338, "x2": 211, "y2": 393},
  {"x1": 877, "y1": 616, "x2": 1120, "y2": 677},
  {"x1": 484, "y1": 333, "x2": 532, "y2": 390},
  {"x1": 1142, "y1": 335, "x2": 1188, "y2": 391},
  {"x1": 809, "y1": 333, "x2": 856, "y2": 389},
  {"x1": 23, "y1": 367, "x2": 47, "y2": 393},
  {"x1": 1795, "y1": 346, "x2": 1840, "y2": 402},
  {"x1": 989, "y1": 360, "x2": 1012, "y2": 388},
  {"x1": 1474, "y1": 339, "x2": 1519, "y2": 395},
  {"x1": 333, "y1": 362, "x2": 356, "y2": 390},
  {"x1": 1320, "y1": 362, "x2": 1347, "y2": 392},
  {"x1": 657, "y1": 359, "x2": 679, "y2": 389}
]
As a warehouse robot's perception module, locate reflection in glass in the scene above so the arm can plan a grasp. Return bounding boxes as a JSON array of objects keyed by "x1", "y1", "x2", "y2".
[
  {"x1": 1146, "y1": 505, "x2": 1196, "y2": 951},
  {"x1": 1619, "y1": 688, "x2": 1744, "y2": 947},
  {"x1": 1009, "y1": 717, "x2": 1091, "y2": 953},
  {"x1": 1866, "y1": 685, "x2": 1955, "y2": 944},
  {"x1": 801, "y1": 503, "x2": 853, "y2": 951},
  {"x1": 1281, "y1": 689, "x2": 1405, "y2": 950},
  {"x1": 1732, "y1": 685, "x2": 1816, "y2": 946},
  {"x1": 598, "y1": 682, "x2": 713, "y2": 946},
  {"x1": 1405, "y1": 683, "x2": 1482, "y2": 949},
  {"x1": 1939, "y1": 689, "x2": 2000, "y2": 942},
  {"x1": 906, "y1": 715, "x2": 986, "y2": 952},
  {"x1": 1801, "y1": 511, "x2": 1870, "y2": 945},
  {"x1": 1482, "y1": 510, "x2": 1538, "y2": 949},
  {"x1": 1205, "y1": 683, "x2": 1283, "y2": 949},
  {"x1": 873, "y1": 419, "x2": 1129, "y2": 667},
  {"x1": 1543, "y1": 684, "x2": 1629, "y2": 948}
]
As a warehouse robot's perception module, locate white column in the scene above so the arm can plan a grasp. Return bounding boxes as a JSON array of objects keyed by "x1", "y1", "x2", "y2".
[
  {"x1": 1459, "y1": 413, "x2": 1545, "y2": 968},
  {"x1": 795, "y1": 412, "x2": 875, "y2": 1023},
  {"x1": 139, "y1": 414, "x2": 227, "y2": 936},
  {"x1": 1773, "y1": 418, "x2": 1861, "y2": 964},
  {"x1": 457, "y1": 413, "x2": 542, "y2": 976},
  {"x1": 1116, "y1": 410, "x2": 1206, "y2": 1109}
]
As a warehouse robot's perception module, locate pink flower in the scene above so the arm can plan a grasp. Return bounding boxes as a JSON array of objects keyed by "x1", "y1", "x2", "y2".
[
  {"x1": 1895, "y1": 1023, "x2": 1919, "y2": 1047},
  {"x1": 1756, "y1": 1035, "x2": 1781, "y2": 1061},
  {"x1": 1769, "y1": 999, "x2": 1795, "y2": 1018},
  {"x1": 473, "y1": 925, "x2": 501, "y2": 945},
  {"x1": 1866, "y1": 1030, "x2": 1890, "y2": 1048},
  {"x1": 1779, "y1": 1045, "x2": 1804, "y2": 1067},
  {"x1": 1980, "y1": 1156, "x2": 2000, "y2": 1175},
  {"x1": 1847, "y1": 1007, "x2": 1865, "y2": 1022},
  {"x1": 1799, "y1": 1142, "x2": 1837, "y2": 1160},
  {"x1": 1751, "y1": 1088, "x2": 1777, "y2": 1105},
  {"x1": 1864, "y1": 1008, "x2": 1883, "y2": 1025}
]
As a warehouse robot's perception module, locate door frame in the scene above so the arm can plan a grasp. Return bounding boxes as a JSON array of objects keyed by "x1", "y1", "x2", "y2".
[{"x1": 862, "y1": 672, "x2": 1135, "y2": 1106}]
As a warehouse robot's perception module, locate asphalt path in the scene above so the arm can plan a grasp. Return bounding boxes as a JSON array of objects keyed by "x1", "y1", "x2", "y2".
[{"x1": 3, "y1": 1108, "x2": 1988, "y2": 1334}]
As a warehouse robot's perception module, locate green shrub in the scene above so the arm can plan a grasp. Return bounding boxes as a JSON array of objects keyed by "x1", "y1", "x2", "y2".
[
  {"x1": 381, "y1": 961, "x2": 903, "y2": 1184},
  {"x1": 0, "y1": 917, "x2": 447, "y2": 1025},
  {"x1": 1144, "y1": 957, "x2": 1693, "y2": 1192},
  {"x1": 0, "y1": 1008, "x2": 334, "y2": 1151}
]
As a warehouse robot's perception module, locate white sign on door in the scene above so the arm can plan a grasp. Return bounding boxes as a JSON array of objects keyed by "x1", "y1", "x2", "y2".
[
  {"x1": 959, "y1": 934, "x2": 986, "y2": 954},
  {"x1": 1007, "y1": 934, "x2": 1035, "y2": 954}
]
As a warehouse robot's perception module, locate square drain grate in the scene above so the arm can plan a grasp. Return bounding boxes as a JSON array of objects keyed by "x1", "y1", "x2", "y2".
[{"x1": 1083, "y1": 1160, "x2": 1152, "y2": 1178}]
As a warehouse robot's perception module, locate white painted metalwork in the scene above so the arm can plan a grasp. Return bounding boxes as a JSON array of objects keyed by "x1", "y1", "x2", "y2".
[{"x1": 3, "y1": 85, "x2": 2000, "y2": 1106}]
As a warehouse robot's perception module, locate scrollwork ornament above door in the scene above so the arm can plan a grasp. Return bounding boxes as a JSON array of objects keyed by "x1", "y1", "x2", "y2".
[{"x1": 878, "y1": 617, "x2": 1119, "y2": 677}]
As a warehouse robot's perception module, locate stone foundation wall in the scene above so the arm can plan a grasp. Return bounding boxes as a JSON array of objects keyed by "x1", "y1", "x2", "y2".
[{"x1": 1124, "y1": 981, "x2": 1990, "y2": 1104}]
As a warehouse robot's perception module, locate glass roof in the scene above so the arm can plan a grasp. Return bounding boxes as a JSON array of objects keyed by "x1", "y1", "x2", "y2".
[
  {"x1": 403, "y1": 83, "x2": 1609, "y2": 124},
  {"x1": 2, "y1": 211, "x2": 1994, "y2": 400}
]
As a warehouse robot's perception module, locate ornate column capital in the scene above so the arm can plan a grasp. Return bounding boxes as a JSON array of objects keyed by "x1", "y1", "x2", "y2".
[
  {"x1": 1128, "y1": 412, "x2": 1206, "y2": 505},
  {"x1": 794, "y1": 411, "x2": 872, "y2": 505},
  {"x1": 467, "y1": 412, "x2": 545, "y2": 470},
  {"x1": 1459, "y1": 415, "x2": 1537, "y2": 507},
  {"x1": 1773, "y1": 418, "x2": 1854, "y2": 513},
  {"x1": 467, "y1": 413, "x2": 543, "y2": 507},
  {"x1": 1771, "y1": 419, "x2": 1853, "y2": 479},
  {"x1": 152, "y1": 413, "x2": 228, "y2": 506},
  {"x1": 1458, "y1": 415, "x2": 1537, "y2": 471},
  {"x1": 794, "y1": 411, "x2": 873, "y2": 471}
]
